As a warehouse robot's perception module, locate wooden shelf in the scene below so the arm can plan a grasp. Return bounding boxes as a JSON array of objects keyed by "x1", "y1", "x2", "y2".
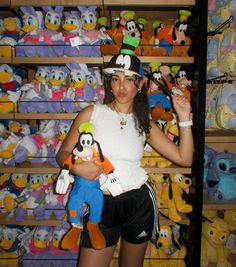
[
  {"x1": 203, "y1": 194, "x2": 236, "y2": 210},
  {"x1": 145, "y1": 165, "x2": 192, "y2": 174},
  {"x1": 0, "y1": 163, "x2": 191, "y2": 174},
  {"x1": 0, "y1": 214, "x2": 62, "y2": 226},
  {"x1": 104, "y1": 56, "x2": 194, "y2": 65},
  {"x1": 104, "y1": 0, "x2": 195, "y2": 7},
  {"x1": 14, "y1": 113, "x2": 77, "y2": 120},
  {"x1": 0, "y1": 212, "x2": 189, "y2": 226},
  {"x1": 0, "y1": 113, "x2": 15, "y2": 119},
  {"x1": 12, "y1": 57, "x2": 103, "y2": 65},
  {"x1": 0, "y1": 163, "x2": 59, "y2": 174},
  {"x1": 205, "y1": 129, "x2": 236, "y2": 143},
  {"x1": 0, "y1": 57, "x2": 12, "y2": 64},
  {"x1": 11, "y1": 0, "x2": 103, "y2": 6},
  {"x1": 0, "y1": 0, "x2": 10, "y2": 7}
]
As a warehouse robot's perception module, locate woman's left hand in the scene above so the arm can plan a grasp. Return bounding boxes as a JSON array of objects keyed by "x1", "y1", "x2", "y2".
[{"x1": 172, "y1": 93, "x2": 191, "y2": 121}]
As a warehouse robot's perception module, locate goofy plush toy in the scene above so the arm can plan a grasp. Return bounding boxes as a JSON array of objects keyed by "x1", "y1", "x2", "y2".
[{"x1": 55, "y1": 122, "x2": 115, "y2": 250}]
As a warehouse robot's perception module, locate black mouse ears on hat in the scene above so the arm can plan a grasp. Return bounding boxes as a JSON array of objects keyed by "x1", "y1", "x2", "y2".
[{"x1": 103, "y1": 35, "x2": 144, "y2": 77}]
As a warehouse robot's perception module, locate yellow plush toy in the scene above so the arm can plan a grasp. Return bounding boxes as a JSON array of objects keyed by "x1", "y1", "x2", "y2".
[
  {"x1": 156, "y1": 225, "x2": 186, "y2": 267},
  {"x1": 160, "y1": 174, "x2": 192, "y2": 222},
  {"x1": 201, "y1": 215, "x2": 234, "y2": 267}
]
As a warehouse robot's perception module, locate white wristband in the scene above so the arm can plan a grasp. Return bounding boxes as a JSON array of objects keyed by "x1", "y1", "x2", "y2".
[{"x1": 178, "y1": 120, "x2": 193, "y2": 127}]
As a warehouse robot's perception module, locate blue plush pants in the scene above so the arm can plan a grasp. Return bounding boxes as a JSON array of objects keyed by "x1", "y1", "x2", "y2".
[{"x1": 68, "y1": 176, "x2": 104, "y2": 224}]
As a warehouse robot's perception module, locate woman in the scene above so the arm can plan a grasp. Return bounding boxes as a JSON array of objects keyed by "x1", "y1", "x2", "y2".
[{"x1": 56, "y1": 38, "x2": 193, "y2": 267}]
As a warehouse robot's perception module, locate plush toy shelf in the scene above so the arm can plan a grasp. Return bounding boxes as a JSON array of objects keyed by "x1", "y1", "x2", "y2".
[
  {"x1": 14, "y1": 113, "x2": 77, "y2": 120},
  {"x1": 205, "y1": 129, "x2": 236, "y2": 143},
  {"x1": 104, "y1": 56, "x2": 194, "y2": 65},
  {"x1": 10, "y1": 0, "x2": 103, "y2": 6},
  {"x1": 12, "y1": 57, "x2": 104, "y2": 65},
  {"x1": 0, "y1": 0, "x2": 10, "y2": 7},
  {"x1": 103, "y1": 0, "x2": 195, "y2": 7},
  {"x1": 203, "y1": 193, "x2": 236, "y2": 210},
  {"x1": 0, "y1": 163, "x2": 191, "y2": 174},
  {"x1": 0, "y1": 212, "x2": 190, "y2": 226}
]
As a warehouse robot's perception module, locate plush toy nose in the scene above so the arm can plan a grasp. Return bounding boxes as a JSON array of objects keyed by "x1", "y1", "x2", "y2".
[
  {"x1": 181, "y1": 40, "x2": 185, "y2": 45},
  {"x1": 157, "y1": 242, "x2": 163, "y2": 248}
]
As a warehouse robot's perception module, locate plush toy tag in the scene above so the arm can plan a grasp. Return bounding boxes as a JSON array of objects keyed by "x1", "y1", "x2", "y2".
[
  {"x1": 70, "y1": 36, "x2": 85, "y2": 47},
  {"x1": 18, "y1": 245, "x2": 27, "y2": 256},
  {"x1": 166, "y1": 244, "x2": 179, "y2": 255},
  {"x1": 35, "y1": 191, "x2": 46, "y2": 204},
  {"x1": 226, "y1": 233, "x2": 235, "y2": 250},
  {"x1": 144, "y1": 143, "x2": 153, "y2": 152},
  {"x1": 15, "y1": 194, "x2": 27, "y2": 204}
]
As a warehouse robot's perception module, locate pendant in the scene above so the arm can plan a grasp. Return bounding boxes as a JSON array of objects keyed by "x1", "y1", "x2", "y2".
[{"x1": 120, "y1": 117, "x2": 127, "y2": 130}]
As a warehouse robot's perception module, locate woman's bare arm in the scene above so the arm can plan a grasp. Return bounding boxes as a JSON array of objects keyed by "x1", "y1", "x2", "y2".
[{"x1": 56, "y1": 105, "x2": 103, "y2": 180}]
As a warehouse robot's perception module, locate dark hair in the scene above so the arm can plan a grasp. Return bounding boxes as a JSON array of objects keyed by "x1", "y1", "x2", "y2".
[{"x1": 103, "y1": 75, "x2": 151, "y2": 136}]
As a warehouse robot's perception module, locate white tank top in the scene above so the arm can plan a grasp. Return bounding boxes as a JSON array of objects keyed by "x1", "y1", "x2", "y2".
[{"x1": 90, "y1": 104, "x2": 148, "y2": 191}]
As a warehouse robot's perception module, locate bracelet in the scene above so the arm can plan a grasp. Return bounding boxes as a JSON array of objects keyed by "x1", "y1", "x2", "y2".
[{"x1": 178, "y1": 120, "x2": 193, "y2": 127}]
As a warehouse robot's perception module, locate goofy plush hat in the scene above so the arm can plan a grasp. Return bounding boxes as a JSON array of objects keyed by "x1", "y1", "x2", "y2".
[{"x1": 103, "y1": 35, "x2": 144, "y2": 77}]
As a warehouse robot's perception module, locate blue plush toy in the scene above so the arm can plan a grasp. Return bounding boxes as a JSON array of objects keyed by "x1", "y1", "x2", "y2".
[{"x1": 206, "y1": 150, "x2": 236, "y2": 201}]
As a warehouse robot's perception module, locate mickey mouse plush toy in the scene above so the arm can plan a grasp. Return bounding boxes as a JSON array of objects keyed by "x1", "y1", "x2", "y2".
[{"x1": 55, "y1": 122, "x2": 121, "y2": 250}]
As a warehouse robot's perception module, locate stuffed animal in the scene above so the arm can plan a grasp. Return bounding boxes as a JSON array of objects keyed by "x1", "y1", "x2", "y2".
[
  {"x1": 147, "y1": 62, "x2": 173, "y2": 122},
  {"x1": 39, "y1": 6, "x2": 64, "y2": 57},
  {"x1": 87, "y1": 67, "x2": 104, "y2": 102},
  {"x1": 0, "y1": 64, "x2": 23, "y2": 113},
  {"x1": 0, "y1": 16, "x2": 21, "y2": 57},
  {"x1": 207, "y1": 35, "x2": 222, "y2": 79},
  {"x1": 16, "y1": 6, "x2": 43, "y2": 57},
  {"x1": 65, "y1": 62, "x2": 94, "y2": 112},
  {"x1": 156, "y1": 225, "x2": 186, "y2": 267},
  {"x1": 203, "y1": 145, "x2": 217, "y2": 191},
  {"x1": 62, "y1": 11, "x2": 81, "y2": 57},
  {"x1": 206, "y1": 150, "x2": 236, "y2": 202},
  {"x1": 217, "y1": 28, "x2": 236, "y2": 77},
  {"x1": 205, "y1": 83, "x2": 221, "y2": 129},
  {"x1": 55, "y1": 122, "x2": 120, "y2": 250},
  {"x1": 45, "y1": 66, "x2": 68, "y2": 113},
  {"x1": 77, "y1": 6, "x2": 102, "y2": 57},
  {"x1": 0, "y1": 225, "x2": 30, "y2": 267},
  {"x1": 155, "y1": 10, "x2": 192, "y2": 56},
  {"x1": 161, "y1": 173, "x2": 192, "y2": 222},
  {"x1": 18, "y1": 66, "x2": 51, "y2": 113},
  {"x1": 215, "y1": 82, "x2": 236, "y2": 130},
  {"x1": 170, "y1": 66, "x2": 192, "y2": 101},
  {"x1": 208, "y1": 0, "x2": 235, "y2": 32},
  {"x1": 201, "y1": 214, "x2": 234, "y2": 267}
]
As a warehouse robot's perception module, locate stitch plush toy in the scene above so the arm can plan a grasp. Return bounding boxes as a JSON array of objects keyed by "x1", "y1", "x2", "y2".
[
  {"x1": 155, "y1": 10, "x2": 192, "y2": 56},
  {"x1": 16, "y1": 6, "x2": 43, "y2": 57},
  {"x1": 203, "y1": 145, "x2": 217, "y2": 191},
  {"x1": 56, "y1": 122, "x2": 121, "y2": 250},
  {"x1": 206, "y1": 150, "x2": 236, "y2": 202},
  {"x1": 201, "y1": 214, "x2": 234, "y2": 267},
  {"x1": 161, "y1": 173, "x2": 192, "y2": 222}
]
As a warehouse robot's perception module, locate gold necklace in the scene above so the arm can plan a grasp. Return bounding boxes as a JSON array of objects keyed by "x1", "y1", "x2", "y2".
[{"x1": 112, "y1": 102, "x2": 128, "y2": 130}]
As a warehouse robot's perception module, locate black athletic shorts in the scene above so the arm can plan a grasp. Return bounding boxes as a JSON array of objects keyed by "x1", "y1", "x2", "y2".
[{"x1": 80, "y1": 183, "x2": 155, "y2": 248}]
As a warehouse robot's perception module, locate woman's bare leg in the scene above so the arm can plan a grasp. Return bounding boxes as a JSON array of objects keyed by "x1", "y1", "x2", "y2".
[
  {"x1": 77, "y1": 245, "x2": 116, "y2": 267},
  {"x1": 119, "y1": 239, "x2": 148, "y2": 267}
]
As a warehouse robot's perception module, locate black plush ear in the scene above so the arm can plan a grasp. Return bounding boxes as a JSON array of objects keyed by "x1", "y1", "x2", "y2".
[
  {"x1": 94, "y1": 140, "x2": 104, "y2": 162},
  {"x1": 169, "y1": 182, "x2": 173, "y2": 200},
  {"x1": 202, "y1": 215, "x2": 213, "y2": 223},
  {"x1": 172, "y1": 23, "x2": 178, "y2": 42}
]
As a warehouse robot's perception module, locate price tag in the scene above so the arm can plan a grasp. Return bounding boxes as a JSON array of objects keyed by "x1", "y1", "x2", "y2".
[{"x1": 70, "y1": 36, "x2": 84, "y2": 47}]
